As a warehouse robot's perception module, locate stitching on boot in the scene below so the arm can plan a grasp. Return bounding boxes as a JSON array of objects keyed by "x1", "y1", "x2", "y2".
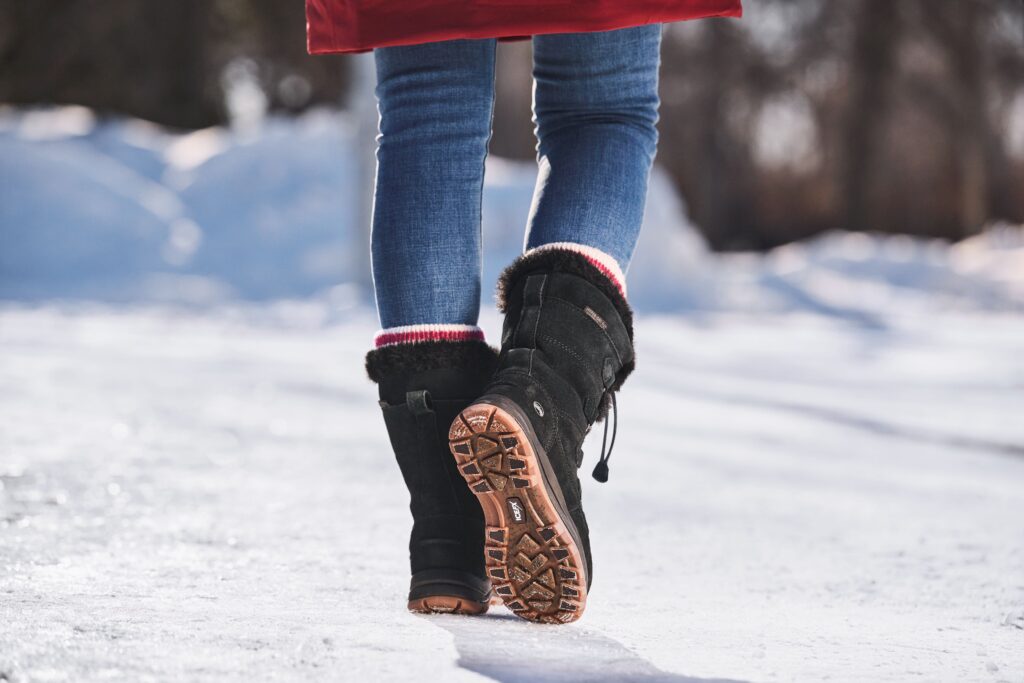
[{"x1": 539, "y1": 333, "x2": 598, "y2": 378}]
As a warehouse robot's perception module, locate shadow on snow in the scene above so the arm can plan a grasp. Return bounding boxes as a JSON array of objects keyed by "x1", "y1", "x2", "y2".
[{"x1": 421, "y1": 612, "x2": 748, "y2": 683}]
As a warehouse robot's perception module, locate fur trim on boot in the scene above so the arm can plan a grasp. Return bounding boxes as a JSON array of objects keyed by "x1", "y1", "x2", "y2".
[
  {"x1": 366, "y1": 338, "x2": 499, "y2": 385},
  {"x1": 496, "y1": 245, "x2": 634, "y2": 339}
]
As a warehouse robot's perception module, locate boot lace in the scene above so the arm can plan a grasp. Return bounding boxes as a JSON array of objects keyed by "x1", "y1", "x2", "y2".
[{"x1": 591, "y1": 392, "x2": 617, "y2": 483}]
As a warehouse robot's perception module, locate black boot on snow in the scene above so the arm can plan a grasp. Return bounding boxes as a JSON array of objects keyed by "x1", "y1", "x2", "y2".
[
  {"x1": 366, "y1": 338, "x2": 499, "y2": 614},
  {"x1": 446, "y1": 246, "x2": 635, "y2": 623}
]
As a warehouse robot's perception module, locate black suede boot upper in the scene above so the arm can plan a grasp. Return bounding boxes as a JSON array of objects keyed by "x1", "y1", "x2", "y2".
[
  {"x1": 366, "y1": 340, "x2": 499, "y2": 603},
  {"x1": 478, "y1": 248, "x2": 636, "y2": 588}
]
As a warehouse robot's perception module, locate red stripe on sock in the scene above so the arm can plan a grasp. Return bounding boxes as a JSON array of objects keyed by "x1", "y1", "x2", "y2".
[
  {"x1": 580, "y1": 255, "x2": 626, "y2": 298},
  {"x1": 374, "y1": 327, "x2": 485, "y2": 348}
]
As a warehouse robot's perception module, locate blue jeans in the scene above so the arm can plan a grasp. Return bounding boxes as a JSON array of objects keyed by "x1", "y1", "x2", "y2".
[{"x1": 371, "y1": 26, "x2": 662, "y2": 330}]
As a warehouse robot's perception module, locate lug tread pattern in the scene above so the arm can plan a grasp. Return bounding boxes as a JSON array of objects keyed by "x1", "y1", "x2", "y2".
[{"x1": 449, "y1": 405, "x2": 586, "y2": 624}]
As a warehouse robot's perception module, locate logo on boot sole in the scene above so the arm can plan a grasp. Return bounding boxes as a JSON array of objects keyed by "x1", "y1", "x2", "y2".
[{"x1": 507, "y1": 497, "x2": 526, "y2": 523}]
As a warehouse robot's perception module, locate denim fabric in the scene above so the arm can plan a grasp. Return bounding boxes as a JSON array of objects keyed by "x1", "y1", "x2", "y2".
[{"x1": 371, "y1": 26, "x2": 662, "y2": 329}]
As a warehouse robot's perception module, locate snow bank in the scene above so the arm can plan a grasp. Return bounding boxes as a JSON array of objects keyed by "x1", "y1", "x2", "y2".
[{"x1": 2, "y1": 106, "x2": 1022, "y2": 318}]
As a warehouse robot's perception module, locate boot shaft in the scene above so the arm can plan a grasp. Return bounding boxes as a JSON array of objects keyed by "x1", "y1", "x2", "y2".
[
  {"x1": 500, "y1": 270, "x2": 634, "y2": 427},
  {"x1": 366, "y1": 340, "x2": 498, "y2": 576},
  {"x1": 491, "y1": 249, "x2": 635, "y2": 450}
]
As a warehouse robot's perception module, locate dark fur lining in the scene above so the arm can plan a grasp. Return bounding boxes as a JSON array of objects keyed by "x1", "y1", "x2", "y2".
[
  {"x1": 365, "y1": 339, "x2": 499, "y2": 384},
  {"x1": 495, "y1": 247, "x2": 634, "y2": 338}
]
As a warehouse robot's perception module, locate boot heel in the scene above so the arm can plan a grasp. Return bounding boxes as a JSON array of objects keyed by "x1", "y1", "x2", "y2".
[
  {"x1": 449, "y1": 403, "x2": 587, "y2": 624},
  {"x1": 408, "y1": 596, "x2": 489, "y2": 615}
]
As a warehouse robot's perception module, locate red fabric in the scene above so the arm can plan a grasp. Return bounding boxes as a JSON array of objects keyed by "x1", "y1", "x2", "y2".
[{"x1": 306, "y1": 0, "x2": 742, "y2": 55}]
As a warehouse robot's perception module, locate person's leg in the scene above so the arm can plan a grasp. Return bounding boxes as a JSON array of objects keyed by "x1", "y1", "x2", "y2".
[
  {"x1": 371, "y1": 37, "x2": 497, "y2": 341},
  {"x1": 445, "y1": 26, "x2": 660, "y2": 624},
  {"x1": 525, "y1": 25, "x2": 662, "y2": 285},
  {"x1": 367, "y1": 38, "x2": 499, "y2": 615}
]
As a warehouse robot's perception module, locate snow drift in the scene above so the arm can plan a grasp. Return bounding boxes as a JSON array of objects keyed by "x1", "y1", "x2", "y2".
[{"x1": 2, "y1": 106, "x2": 1021, "y2": 319}]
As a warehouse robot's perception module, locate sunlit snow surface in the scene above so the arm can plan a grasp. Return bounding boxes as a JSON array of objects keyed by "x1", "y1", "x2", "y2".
[
  {"x1": 2, "y1": 108, "x2": 1024, "y2": 681},
  {"x1": 2, "y1": 304, "x2": 1022, "y2": 682}
]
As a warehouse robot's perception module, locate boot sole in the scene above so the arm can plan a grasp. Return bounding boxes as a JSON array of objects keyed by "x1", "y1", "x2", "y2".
[
  {"x1": 448, "y1": 400, "x2": 587, "y2": 624},
  {"x1": 407, "y1": 596, "x2": 489, "y2": 615}
]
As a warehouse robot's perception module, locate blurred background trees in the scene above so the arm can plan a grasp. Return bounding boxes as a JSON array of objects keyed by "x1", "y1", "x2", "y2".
[
  {"x1": 1, "y1": 0, "x2": 1021, "y2": 250},
  {"x1": 653, "y1": 0, "x2": 1024, "y2": 248},
  {"x1": 0, "y1": 0, "x2": 351, "y2": 128}
]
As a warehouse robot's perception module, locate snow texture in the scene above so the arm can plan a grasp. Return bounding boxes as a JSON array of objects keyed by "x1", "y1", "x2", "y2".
[{"x1": 2, "y1": 107, "x2": 1023, "y2": 682}]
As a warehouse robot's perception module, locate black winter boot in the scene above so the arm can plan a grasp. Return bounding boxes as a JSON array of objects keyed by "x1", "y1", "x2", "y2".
[
  {"x1": 366, "y1": 339, "x2": 499, "y2": 614},
  {"x1": 446, "y1": 247, "x2": 635, "y2": 623}
]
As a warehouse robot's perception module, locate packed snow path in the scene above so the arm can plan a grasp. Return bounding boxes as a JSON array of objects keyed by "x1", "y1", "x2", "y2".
[{"x1": 1, "y1": 305, "x2": 1022, "y2": 682}]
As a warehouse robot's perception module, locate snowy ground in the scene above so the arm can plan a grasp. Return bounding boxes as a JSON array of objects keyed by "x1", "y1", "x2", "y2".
[
  {"x1": 2, "y1": 304, "x2": 1023, "y2": 682},
  {"x1": 2, "y1": 108, "x2": 1024, "y2": 681}
]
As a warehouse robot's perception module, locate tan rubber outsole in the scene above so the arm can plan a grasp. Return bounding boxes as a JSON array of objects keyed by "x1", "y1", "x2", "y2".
[
  {"x1": 408, "y1": 596, "x2": 489, "y2": 615},
  {"x1": 448, "y1": 403, "x2": 587, "y2": 624}
]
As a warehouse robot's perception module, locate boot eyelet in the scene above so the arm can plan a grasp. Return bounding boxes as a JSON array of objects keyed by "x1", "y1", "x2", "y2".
[{"x1": 533, "y1": 401, "x2": 545, "y2": 417}]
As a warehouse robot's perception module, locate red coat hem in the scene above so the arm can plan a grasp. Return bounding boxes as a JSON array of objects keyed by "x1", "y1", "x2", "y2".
[{"x1": 306, "y1": 1, "x2": 742, "y2": 55}]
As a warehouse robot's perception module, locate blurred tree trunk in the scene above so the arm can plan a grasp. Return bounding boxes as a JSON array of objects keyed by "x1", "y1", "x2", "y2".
[
  {"x1": 697, "y1": 21, "x2": 735, "y2": 245},
  {"x1": 943, "y1": 0, "x2": 991, "y2": 238},
  {"x1": 843, "y1": 0, "x2": 900, "y2": 233},
  {"x1": 691, "y1": 21, "x2": 755, "y2": 249}
]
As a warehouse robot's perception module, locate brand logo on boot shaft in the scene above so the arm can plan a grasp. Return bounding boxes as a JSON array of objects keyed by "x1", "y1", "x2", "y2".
[
  {"x1": 583, "y1": 306, "x2": 607, "y2": 329},
  {"x1": 507, "y1": 497, "x2": 526, "y2": 523}
]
